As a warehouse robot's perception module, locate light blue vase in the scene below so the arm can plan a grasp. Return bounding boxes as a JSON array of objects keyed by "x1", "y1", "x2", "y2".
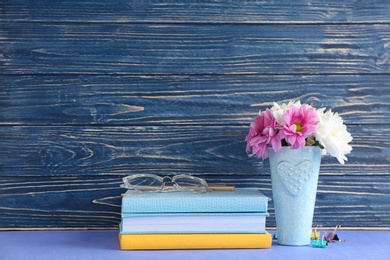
[{"x1": 269, "y1": 146, "x2": 322, "y2": 246}]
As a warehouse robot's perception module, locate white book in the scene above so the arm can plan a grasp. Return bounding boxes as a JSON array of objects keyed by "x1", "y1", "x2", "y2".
[{"x1": 120, "y1": 214, "x2": 267, "y2": 234}]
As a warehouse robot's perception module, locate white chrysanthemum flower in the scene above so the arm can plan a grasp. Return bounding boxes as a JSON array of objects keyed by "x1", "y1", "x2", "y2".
[{"x1": 315, "y1": 109, "x2": 353, "y2": 164}]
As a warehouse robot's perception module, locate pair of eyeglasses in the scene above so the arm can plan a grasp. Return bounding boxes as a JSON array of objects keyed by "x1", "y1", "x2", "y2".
[{"x1": 120, "y1": 174, "x2": 209, "y2": 193}]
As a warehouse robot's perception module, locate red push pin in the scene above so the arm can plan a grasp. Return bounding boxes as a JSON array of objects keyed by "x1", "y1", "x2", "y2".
[{"x1": 324, "y1": 225, "x2": 347, "y2": 243}]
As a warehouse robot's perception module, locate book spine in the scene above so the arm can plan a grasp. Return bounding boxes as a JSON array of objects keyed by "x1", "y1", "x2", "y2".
[
  {"x1": 122, "y1": 195, "x2": 268, "y2": 213},
  {"x1": 119, "y1": 233, "x2": 272, "y2": 250},
  {"x1": 121, "y1": 212, "x2": 269, "y2": 218},
  {"x1": 120, "y1": 225, "x2": 267, "y2": 234},
  {"x1": 120, "y1": 215, "x2": 267, "y2": 234}
]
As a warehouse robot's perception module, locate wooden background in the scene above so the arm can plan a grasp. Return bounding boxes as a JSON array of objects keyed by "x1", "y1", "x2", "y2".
[{"x1": 1, "y1": 0, "x2": 389, "y2": 229}]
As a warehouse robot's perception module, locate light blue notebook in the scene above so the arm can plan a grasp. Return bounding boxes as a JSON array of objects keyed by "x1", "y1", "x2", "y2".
[
  {"x1": 121, "y1": 188, "x2": 268, "y2": 214},
  {"x1": 120, "y1": 214, "x2": 268, "y2": 234}
]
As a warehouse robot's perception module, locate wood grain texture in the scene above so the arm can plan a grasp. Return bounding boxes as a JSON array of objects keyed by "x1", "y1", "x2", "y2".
[
  {"x1": 1, "y1": 175, "x2": 389, "y2": 229},
  {"x1": 2, "y1": 0, "x2": 390, "y2": 24},
  {"x1": 1, "y1": 75, "x2": 389, "y2": 125},
  {"x1": 0, "y1": 125, "x2": 389, "y2": 177},
  {"x1": 1, "y1": 0, "x2": 389, "y2": 229},
  {"x1": 1, "y1": 23, "x2": 390, "y2": 75}
]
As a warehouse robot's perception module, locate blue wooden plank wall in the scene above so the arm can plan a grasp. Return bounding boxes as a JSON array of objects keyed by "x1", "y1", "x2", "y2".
[{"x1": 1, "y1": 0, "x2": 389, "y2": 229}]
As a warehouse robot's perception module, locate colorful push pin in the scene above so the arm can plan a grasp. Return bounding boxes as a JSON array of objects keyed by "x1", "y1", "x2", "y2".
[
  {"x1": 311, "y1": 225, "x2": 320, "y2": 240},
  {"x1": 273, "y1": 233, "x2": 278, "y2": 240},
  {"x1": 312, "y1": 232, "x2": 327, "y2": 248},
  {"x1": 325, "y1": 225, "x2": 340, "y2": 243}
]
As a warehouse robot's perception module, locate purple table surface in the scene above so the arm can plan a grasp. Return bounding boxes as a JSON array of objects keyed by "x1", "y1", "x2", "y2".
[{"x1": 1, "y1": 230, "x2": 389, "y2": 260}]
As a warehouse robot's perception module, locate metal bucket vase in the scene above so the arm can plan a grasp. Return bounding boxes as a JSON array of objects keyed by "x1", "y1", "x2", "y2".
[{"x1": 268, "y1": 146, "x2": 322, "y2": 246}]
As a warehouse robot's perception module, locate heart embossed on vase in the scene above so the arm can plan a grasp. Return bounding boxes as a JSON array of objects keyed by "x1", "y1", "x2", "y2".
[{"x1": 276, "y1": 160, "x2": 314, "y2": 196}]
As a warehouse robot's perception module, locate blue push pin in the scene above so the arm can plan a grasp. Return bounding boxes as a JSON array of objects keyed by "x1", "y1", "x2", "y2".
[{"x1": 312, "y1": 232, "x2": 327, "y2": 248}]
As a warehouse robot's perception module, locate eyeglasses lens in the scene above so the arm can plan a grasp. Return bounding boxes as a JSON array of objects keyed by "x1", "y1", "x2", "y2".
[
  {"x1": 173, "y1": 175, "x2": 208, "y2": 193},
  {"x1": 126, "y1": 176, "x2": 164, "y2": 192}
]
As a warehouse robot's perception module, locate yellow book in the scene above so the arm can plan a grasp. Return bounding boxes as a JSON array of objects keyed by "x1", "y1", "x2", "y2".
[{"x1": 119, "y1": 233, "x2": 272, "y2": 250}]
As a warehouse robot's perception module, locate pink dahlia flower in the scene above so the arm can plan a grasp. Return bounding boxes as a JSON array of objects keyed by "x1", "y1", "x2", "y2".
[
  {"x1": 282, "y1": 104, "x2": 318, "y2": 149},
  {"x1": 245, "y1": 109, "x2": 282, "y2": 159}
]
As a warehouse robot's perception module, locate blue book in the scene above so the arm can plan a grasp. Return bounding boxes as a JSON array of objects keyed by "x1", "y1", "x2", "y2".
[
  {"x1": 121, "y1": 188, "x2": 268, "y2": 214},
  {"x1": 120, "y1": 213, "x2": 269, "y2": 234}
]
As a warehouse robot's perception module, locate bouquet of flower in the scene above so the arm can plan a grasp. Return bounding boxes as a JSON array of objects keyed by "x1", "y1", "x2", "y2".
[{"x1": 245, "y1": 101, "x2": 353, "y2": 164}]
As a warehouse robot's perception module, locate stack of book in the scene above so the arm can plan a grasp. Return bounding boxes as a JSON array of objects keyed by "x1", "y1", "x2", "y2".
[{"x1": 119, "y1": 188, "x2": 272, "y2": 250}]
